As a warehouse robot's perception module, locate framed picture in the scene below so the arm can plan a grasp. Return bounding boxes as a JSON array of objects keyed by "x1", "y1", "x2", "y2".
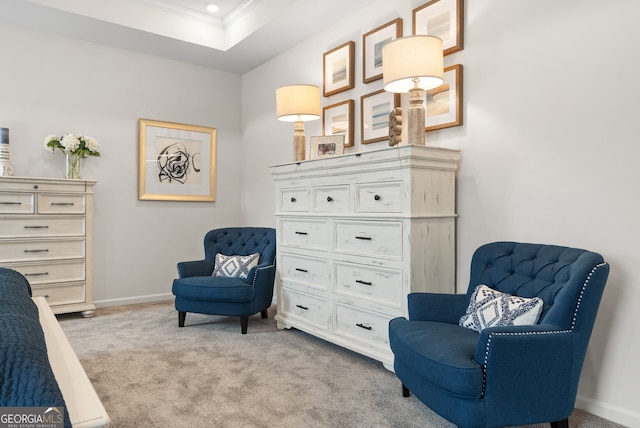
[
  {"x1": 362, "y1": 18, "x2": 403, "y2": 84},
  {"x1": 360, "y1": 89, "x2": 401, "y2": 145},
  {"x1": 413, "y1": 0, "x2": 464, "y2": 56},
  {"x1": 323, "y1": 99, "x2": 354, "y2": 147},
  {"x1": 309, "y1": 135, "x2": 344, "y2": 160},
  {"x1": 425, "y1": 64, "x2": 463, "y2": 131},
  {"x1": 323, "y1": 41, "x2": 355, "y2": 97},
  {"x1": 138, "y1": 119, "x2": 216, "y2": 201}
]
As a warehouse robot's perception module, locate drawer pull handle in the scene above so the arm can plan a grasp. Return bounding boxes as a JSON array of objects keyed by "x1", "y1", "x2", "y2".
[
  {"x1": 295, "y1": 304, "x2": 309, "y2": 310},
  {"x1": 290, "y1": 197, "x2": 296, "y2": 203},
  {"x1": 374, "y1": 195, "x2": 381, "y2": 201},
  {"x1": 295, "y1": 231, "x2": 308, "y2": 235},
  {"x1": 355, "y1": 280, "x2": 372, "y2": 286},
  {"x1": 356, "y1": 323, "x2": 372, "y2": 331},
  {"x1": 295, "y1": 268, "x2": 308, "y2": 273},
  {"x1": 24, "y1": 225, "x2": 49, "y2": 229},
  {"x1": 51, "y1": 202, "x2": 75, "y2": 206},
  {"x1": 326, "y1": 196, "x2": 333, "y2": 202},
  {"x1": 24, "y1": 249, "x2": 49, "y2": 253},
  {"x1": 0, "y1": 201, "x2": 22, "y2": 205},
  {"x1": 25, "y1": 272, "x2": 49, "y2": 277},
  {"x1": 355, "y1": 236, "x2": 372, "y2": 240}
]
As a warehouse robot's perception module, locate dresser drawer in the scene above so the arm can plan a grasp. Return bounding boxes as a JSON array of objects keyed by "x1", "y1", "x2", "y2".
[
  {"x1": 0, "y1": 217, "x2": 85, "y2": 238},
  {"x1": 280, "y1": 253, "x2": 330, "y2": 290},
  {"x1": 279, "y1": 288, "x2": 330, "y2": 330},
  {"x1": 334, "y1": 304, "x2": 391, "y2": 350},
  {"x1": 4, "y1": 260, "x2": 86, "y2": 285},
  {"x1": 0, "y1": 192, "x2": 35, "y2": 214},
  {"x1": 355, "y1": 181, "x2": 403, "y2": 213},
  {"x1": 0, "y1": 239, "x2": 85, "y2": 262},
  {"x1": 279, "y1": 188, "x2": 309, "y2": 212},
  {"x1": 32, "y1": 283, "x2": 86, "y2": 306},
  {"x1": 37, "y1": 194, "x2": 86, "y2": 214},
  {"x1": 334, "y1": 221, "x2": 402, "y2": 259},
  {"x1": 312, "y1": 185, "x2": 349, "y2": 213},
  {"x1": 334, "y1": 262, "x2": 402, "y2": 308},
  {"x1": 281, "y1": 218, "x2": 330, "y2": 250}
]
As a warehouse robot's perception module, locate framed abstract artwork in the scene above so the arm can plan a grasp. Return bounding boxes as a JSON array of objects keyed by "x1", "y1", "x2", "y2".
[
  {"x1": 323, "y1": 41, "x2": 355, "y2": 97},
  {"x1": 360, "y1": 89, "x2": 401, "y2": 145},
  {"x1": 323, "y1": 99, "x2": 354, "y2": 147},
  {"x1": 425, "y1": 64, "x2": 463, "y2": 131},
  {"x1": 413, "y1": 0, "x2": 464, "y2": 56},
  {"x1": 138, "y1": 119, "x2": 216, "y2": 201},
  {"x1": 362, "y1": 18, "x2": 403, "y2": 84}
]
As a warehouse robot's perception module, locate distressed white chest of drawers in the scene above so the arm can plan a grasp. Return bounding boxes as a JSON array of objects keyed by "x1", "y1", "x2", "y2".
[
  {"x1": 270, "y1": 145, "x2": 460, "y2": 369},
  {"x1": 0, "y1": 176, "x2": 96, "y2": 317}
]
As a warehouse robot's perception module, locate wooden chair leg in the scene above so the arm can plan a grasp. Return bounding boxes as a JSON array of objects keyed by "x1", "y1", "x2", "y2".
[
  {"x1": 550, "y1": 419, "x2": 568, "y2": 428},
  {"x1": 261, "y1": 309, "x2": 268, "y2": 319},
  {"x1": 402, "y1": 384, "x2": 411, "y2": 397},
  {"x1": 178, "y1": 311, "x2": 186, "y2": 327},
  {"x1": 240, "y1": 316, "x2": 249, "y2": 334}
]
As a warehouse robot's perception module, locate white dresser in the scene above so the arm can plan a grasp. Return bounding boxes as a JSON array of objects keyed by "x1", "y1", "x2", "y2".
[
  {"x1": 270, "y1": 145, "x2": 460, "y2": 369},
  {"x1": 0, "y1": 176, "x2": 96, "y2": 317}
]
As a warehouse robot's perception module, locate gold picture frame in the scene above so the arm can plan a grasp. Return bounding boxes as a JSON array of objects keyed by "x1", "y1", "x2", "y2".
[
  {"x1": 425, "y1": 64, "x2": 463, "y2": 131},
  {"x1": 360, "y1": 89, "x2": 401, "y2": 145},
  {"x1": 362, "y1": 18, "x2": 403, "y2": 84},
  {"x1": 323, "y1": 99, "x2": 354, "y2": 147},
  {"x1": 413, "y1": 0, "x2": 464, "y2": 56},
  {"x1": 323, "y1": 41, "x2": 355, "y2": 97},
  {"x1": 138, "y1": 119, "x2": 216, "y2": 201}
]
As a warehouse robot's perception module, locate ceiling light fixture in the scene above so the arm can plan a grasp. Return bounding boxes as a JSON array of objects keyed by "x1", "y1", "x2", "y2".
[{"x1": 206, "y1": 3, "x2": 219, "y2": 13}]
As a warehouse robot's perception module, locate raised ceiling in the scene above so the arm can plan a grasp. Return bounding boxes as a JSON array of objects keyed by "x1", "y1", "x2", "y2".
[{"x1": 0, "y1": 0, "x2": 370, "y2": 73}]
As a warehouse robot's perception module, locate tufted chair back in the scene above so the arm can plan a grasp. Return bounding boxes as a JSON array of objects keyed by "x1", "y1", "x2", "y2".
[
  {"x1": 468, "y1": 241, "x2": 609, "y2": 353},
  {"x1": 203, "y1": 227, "x2": 276, "y2": 266}
]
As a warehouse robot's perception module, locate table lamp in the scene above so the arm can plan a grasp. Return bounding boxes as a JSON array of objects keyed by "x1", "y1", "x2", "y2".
[
  {"x1": 276, "y1": 84, "x2": 321, "y2": 161},
  {"x1": 382, "y1": 35, "x2": 444, "y2": 146}
]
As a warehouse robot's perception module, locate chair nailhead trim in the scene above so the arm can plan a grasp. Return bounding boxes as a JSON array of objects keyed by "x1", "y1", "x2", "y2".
[{"x1": 479, "y1": 262, "x2": 608, "y2": 397}]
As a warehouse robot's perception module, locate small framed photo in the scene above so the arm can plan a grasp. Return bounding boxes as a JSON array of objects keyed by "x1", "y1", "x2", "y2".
[
  {"x1": 323, "y1": 99, "x2": 354, "y2": 147},
  {"x1": 360, "y1": 89, "x2": 401, "y2": 145},
  {"x1": 309, "y1": 135, "x2": 344, "y2": 160},
  {"x1": 362, "y1": 18, "x2": 403, "y2": 84},
  {"x1": 323, "y1": 41, "x2": 355, "y2": 97},
  {"x1": 413, "y1": 0, "x2": 464, "y2": 56},
  {"x1": 425, "y1": 64, "x2": 463, "y2": 131},
  {"x1": 138, "y1": 119, "x2": 216, "y2": 201}
]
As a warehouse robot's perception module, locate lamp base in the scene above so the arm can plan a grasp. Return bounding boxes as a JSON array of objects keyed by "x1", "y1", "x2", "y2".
[
  {"x1": 407, "y1": 87, "x2": 425, "y2": 146},
  {"x1": 293, "y1": 120, "x2": 306, "y2": 162}
]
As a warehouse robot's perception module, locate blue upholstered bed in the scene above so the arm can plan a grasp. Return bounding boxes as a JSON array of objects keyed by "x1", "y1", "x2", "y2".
[{"x1": 0, "y1": 267, "x2": 72, "y2": 428}]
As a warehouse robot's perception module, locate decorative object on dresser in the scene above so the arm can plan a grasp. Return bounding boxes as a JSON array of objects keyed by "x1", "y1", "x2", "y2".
[
  {"x1": 0, "y1": 176, "x2": 96, "y2": 317},
  {"x1": 309, "y1": 135, "x2": 344, "y2": 160},
  {"x1": 44, "y1": 133, "x2": 101, "y2": 180},
  {"x1": 389, "y1": 107, "x2": 403, "y2": 146},
  {"x1": 269, "y1": 145, "x2": 460, "y2": 370},
  {"x1": 276, "y1": 85, "x2": 321, "y2": 162},
  {"x1": 138, "y1": 119, "x2": 217, "y2": 201},
  {"x1": 0, "y1": 128, "x2": 13, "y2": 176},
  {"x1": 382, "y1": 35, "x2": 444, "y2": 146}
]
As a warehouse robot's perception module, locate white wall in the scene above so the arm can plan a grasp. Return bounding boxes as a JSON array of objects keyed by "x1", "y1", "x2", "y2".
[
  {"x1": 0, "y1": 23, "x2": 244, "y2": 305},
  {"x1": 241, "y1": 0, "x2": 640, "y2": 425}
]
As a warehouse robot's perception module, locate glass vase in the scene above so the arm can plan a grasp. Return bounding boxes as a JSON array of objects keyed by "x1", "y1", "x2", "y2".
[{"x1": 65, "y1": 153, "x2": 82, "y2": 179}]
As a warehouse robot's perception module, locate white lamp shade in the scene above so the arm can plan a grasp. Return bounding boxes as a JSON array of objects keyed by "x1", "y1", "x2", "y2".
[
  {"x1": 382, "y1": 35, "x2": 444, "y2": 93},
  {"x1": 276, "y1": 84, "x2": 321, "y2": 122}
]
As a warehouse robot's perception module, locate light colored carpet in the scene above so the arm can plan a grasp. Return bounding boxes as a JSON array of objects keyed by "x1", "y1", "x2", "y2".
[{"x1": 57, "y1": 301, "x2": 622, "y2": 428}]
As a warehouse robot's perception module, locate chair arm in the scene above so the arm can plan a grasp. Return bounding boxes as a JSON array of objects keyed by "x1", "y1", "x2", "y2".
[
  {"x1": 474, "y1": 324, "x2": 575, "y2": 412},
  {"x1": 407, "y1": 292, "x2": 468, "y2": 323},
  {"x1": 176, "y1": 260, "x2": 215, "y2": 278},
  {"x1": 246, "y1": 263, "x2": 276, "y2": 310}
]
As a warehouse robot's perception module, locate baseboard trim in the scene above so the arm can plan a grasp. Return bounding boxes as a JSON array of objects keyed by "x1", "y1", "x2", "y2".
[
  {"x1": 576, "y1": 394, "x2": 640, "y2": 427},
  {"x1": 95, "y1": 293, "x2": 174, "y2": 308}
]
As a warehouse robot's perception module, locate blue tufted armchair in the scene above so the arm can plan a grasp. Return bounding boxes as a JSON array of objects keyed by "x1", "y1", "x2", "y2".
[
  {"x1": 389, "y1": 242, "x2": 610, "y2": 428},
  {"x1": 172, "y1": 227, "x2": 276, "y2": 334}
]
